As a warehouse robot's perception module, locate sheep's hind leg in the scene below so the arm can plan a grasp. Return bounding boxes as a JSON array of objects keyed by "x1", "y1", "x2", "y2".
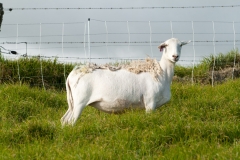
[
  {"x1": 61, "y1": 103, "x2": 86, "y2": 126},
  {"x1": 70, "y1": 103, "x2": 86, "y2": 125},
  {"x1": 61, "y1": 109, "x2": 73, "y2": 126}
]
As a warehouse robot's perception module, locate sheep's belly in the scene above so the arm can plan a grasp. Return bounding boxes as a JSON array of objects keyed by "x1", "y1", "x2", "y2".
[{"x1": 90, "y1": 99, "x2": 145, "y2": 113}]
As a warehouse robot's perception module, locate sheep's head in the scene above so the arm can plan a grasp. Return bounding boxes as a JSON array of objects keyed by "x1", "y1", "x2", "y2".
[{"x1": 158, "y1": 38, "x2": 190, "y2": 63}]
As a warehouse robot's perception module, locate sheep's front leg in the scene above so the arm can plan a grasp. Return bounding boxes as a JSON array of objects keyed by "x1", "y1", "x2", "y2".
[
  {"x1": 144, "y1": 100, "x2": 156, "y2": 113},
  {"x1": 144, "y1": 94, "x2": 170, "y2": 113}
]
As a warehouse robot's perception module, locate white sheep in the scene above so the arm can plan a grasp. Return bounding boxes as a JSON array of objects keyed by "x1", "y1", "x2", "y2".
[{"x1": 61, "y1": 38, "x2": 190, "y2": 126}]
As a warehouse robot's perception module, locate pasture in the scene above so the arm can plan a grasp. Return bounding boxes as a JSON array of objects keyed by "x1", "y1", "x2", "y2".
[
  {"x1": 1, "y1": 79, "x2": 240, "y2": 159},
  {"x1": 0, "y1": 2, "x2": 239, "y2": 159}
]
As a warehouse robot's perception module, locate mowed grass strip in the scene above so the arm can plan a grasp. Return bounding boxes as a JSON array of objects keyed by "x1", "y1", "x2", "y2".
[{"x1": 0, "y1": 80, "x2": 240, "y2": 159}]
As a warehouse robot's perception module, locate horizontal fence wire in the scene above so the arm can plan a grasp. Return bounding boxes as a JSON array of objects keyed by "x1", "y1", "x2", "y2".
[
  {"x1": 1, "y1": 32, "x2": 240, "y2": 39},
  {"x1": 3, "y1": 5, "x2": 240, "y2": 11},
  {"x1": 2, "y1": 21, "x2": 240, "y2": 26},
  {"x1": 1, "y1": 40, "x2": 240, "y2": 44}
]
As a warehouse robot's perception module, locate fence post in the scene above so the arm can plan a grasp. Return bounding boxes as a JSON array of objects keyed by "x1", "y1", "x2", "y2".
[
  {"x1": 0, "y1": 3, "x2": 4, "y2": 31},
  {"x1": 149, "y1": 21, "x2": 153, "y2": 58},
  {"x1": 211, "y1": 21, "x2": 216, "y2": 87},
  {"x1": 170, "y1": 21, "x2": 173, "y2": 38},
  {"x1": 232, "y1": 21, "x2": 236, "y2": 79},
  {"x1": 104, "y1": 21, "x2": 109, "y2": 62},
  {"x1": 191, "y1": 21, "x2": 196, "y2": 85},
  {"x1": 127, "y1": 21, "x2": 131, "y2": 59},
  {"x1": 88, "y1": 18, "x2": 91, "y2": 63},
  {"x1": 84, "y1": 22, "x2": 87, "y2": 61},
  {"x1": 16, "y1": 23, "x2": 21, "y2": 85},
  {"x1": 39, "y1": 23, "x2": 46, "y2": 90},
  {"x1": 62, "y1": 23, "x2": 66, "y2": 82}
]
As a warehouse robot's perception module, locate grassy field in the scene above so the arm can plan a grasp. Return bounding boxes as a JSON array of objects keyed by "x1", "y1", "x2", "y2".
[{"x1": 1, "y1": 79, "x2": 240, "y2": 159}]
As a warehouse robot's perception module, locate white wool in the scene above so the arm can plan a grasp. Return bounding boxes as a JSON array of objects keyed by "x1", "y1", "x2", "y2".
[
  {"x1": 61, "y1": 38, "x2": 190, "y2": 126},
  {"x1": 123, "y1": 58, "x2": 163, "y2": 81},
  {"x1": 74, "y1": 57, "x2": 163, "y2": 81}
]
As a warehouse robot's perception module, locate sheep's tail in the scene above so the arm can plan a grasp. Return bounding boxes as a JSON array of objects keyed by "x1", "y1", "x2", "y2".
[{"x1": 61, "y1": 77, "x2": 74, "y2": 126}]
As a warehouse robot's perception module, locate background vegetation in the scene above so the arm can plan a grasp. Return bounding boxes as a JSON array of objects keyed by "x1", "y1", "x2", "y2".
[
  {"x1": 0, "y1": 50, "x2": 240, "y2": 159},
  {"x1": 1, "y1": 49, "x2": 240, "y2": 90},
  {"x1": 0, "y1": 55, "x2": 74, "y2": 90}
]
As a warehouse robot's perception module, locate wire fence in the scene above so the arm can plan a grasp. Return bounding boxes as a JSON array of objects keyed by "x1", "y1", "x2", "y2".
[{"x1": 0, "y1": 19, "x2": 240, "y2": 88}]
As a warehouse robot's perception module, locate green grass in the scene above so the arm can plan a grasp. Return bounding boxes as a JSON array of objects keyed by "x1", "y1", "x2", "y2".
[{"x1": 1, "y1": 80, "x2": 240, "y2": 159}]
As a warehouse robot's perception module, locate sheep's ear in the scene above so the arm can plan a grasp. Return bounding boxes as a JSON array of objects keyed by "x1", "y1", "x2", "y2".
[
  {"x1": 158, "y1": 43, "x2": 167, "y2": 52},
  {"x1": 181, "y1": 40, "x2": 191, "y2": 46}
]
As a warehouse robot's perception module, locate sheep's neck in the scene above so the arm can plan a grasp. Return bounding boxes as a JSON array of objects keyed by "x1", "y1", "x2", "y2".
[{"x1": 159, "y1": 58, "x2": 175, "y2": 84}]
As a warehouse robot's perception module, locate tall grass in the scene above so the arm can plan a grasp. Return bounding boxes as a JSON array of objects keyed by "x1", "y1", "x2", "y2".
[
  {"x1": 0, "y1": 55, "x2": 75, "y2": 89},
  {"x1": 202, "y1": 49, "x2": 240, "y2": 70},
  {"x1": 174, "y1": 49, "x2": 240, "y2": 84}
]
